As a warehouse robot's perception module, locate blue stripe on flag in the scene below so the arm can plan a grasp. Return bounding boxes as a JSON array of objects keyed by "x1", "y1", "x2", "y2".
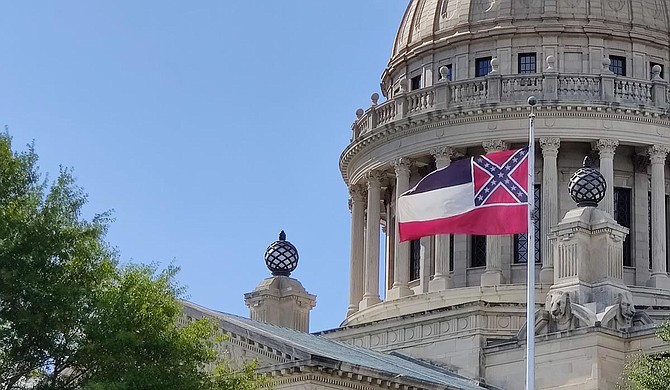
[{"x1": 406, "y1": 158, "x2": 472, "y2": 195}]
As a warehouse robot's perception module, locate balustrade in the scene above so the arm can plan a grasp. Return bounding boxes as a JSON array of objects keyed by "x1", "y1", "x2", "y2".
[
  {"x1": 557, "y1": 75, "x2": 600, "y2": 100},
  {"x1": 406, "y1": 89, "x2": 435, "y2": 113},
  {"x1": 351, "y1": 72, "x2": 667, "y2": 140},
  {"x1": 374, "y1": 100, "x2": 396, "y2": 126},
  {"x1": 501, "y1": 75, "x2": 543, "y2": 101},
  {"x1": 450, "y1": 79, "x2": 487, "y2": 105},
  {"x1": 614, "y1": 78, "x2": 652, "y2": 105}
]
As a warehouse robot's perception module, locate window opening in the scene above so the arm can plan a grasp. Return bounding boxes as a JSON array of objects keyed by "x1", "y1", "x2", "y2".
[
  {"x1": 518, "y1": 53, "x2": 537, "y2": 74},
  {"x1": 614, "y1": 187, "x2": 632, "y2": 267},
  {"x1": 609, "y1": 55, "x2": 626, "y2": 76},
  {"x1": 514, "y1": 185, "x2": 541, "y2": 263},
  {"x1": 410, "y1": 75, "x2": 422, "y2": 91},
  {"x1": 475, "y1": 57, "x2": 493, "y2": 77},
  {"x1": 471, "y1": 235, "x2": 487, "y2": 267},
  {"x1": 410, "y1": 239, "x2": 421, "y2": 281}
]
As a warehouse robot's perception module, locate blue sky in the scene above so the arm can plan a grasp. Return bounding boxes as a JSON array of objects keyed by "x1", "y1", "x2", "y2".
[{"x1": 2, "y1": 1, "x2": 408, "y2": 331}]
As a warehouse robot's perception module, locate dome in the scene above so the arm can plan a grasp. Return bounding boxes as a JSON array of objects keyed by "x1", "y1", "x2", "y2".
[{"x1": 383, "y1": 0, "x2": 670, "y2": 94}]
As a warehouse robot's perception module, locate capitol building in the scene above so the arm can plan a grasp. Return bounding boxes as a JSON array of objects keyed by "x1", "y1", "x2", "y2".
[{"x1": 182, "y1": 0, "x2": 670, "y2": 388}]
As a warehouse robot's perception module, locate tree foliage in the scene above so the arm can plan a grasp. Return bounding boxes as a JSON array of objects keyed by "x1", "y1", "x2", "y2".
[
  {"x1": 619, "y1": 321, "x2": 670, "y2": 389},
  {"x1": 0, "y1": 134, "x2": 270, "y2": 389}
]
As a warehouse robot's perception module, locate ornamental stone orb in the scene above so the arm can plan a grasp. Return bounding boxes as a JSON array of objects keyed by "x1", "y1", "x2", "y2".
[
  {"x1": 568, "y1": 156, "x2": 607, "y2": 207},
  {"x1": 264, "y1": 231, "x2": 299, "y2": 277}
]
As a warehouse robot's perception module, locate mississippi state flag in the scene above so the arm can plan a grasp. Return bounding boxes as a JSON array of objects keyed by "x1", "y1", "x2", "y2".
[{"x1": 398, "y1": 148, "x2": 529, "y2": 242}]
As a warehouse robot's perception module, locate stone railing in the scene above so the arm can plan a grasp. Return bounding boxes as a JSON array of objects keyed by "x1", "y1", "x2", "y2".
[{"x1": 352, "y1": 71, "x2": 669, "y2": 140}]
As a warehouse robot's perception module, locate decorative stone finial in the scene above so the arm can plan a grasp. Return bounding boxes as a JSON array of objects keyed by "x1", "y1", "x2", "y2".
[
  {"x1": 568, "y1": 156, "x2": 607, "y2": 207},
  {"x1": 355, "y1": 108, "x2": 364, "y2": 119},
  {"x1": 439, "y1": 66, "x2": 451, "y2": 81},
  {"x1": 398, "y1": 79, "x2": 408, "y2": 93},
  {"x1": 264, "y1": 231, "x2": 299, "y2": 277},
  {"x1": 371, "y1": 93, "x2": 379, "y2": 106},
  {"x1": 602, "y1": 57, "x2": 612, "y2": 74},
  {"x1": 652, "y1": 64, "x2": 662, "y2": 81},
  {"x1": 545, "y1": 55, "x2": 556, "y2": 72},
  {"x1": 490, "y1": 57, "x2": 500, "y2": 74}
]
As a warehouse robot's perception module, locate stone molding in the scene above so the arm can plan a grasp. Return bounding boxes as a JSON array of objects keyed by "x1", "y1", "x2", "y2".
[
  {"x1": 329, "y1": 301, "x2": 528, "y2": 350},
  {"x1": 267, "y1": 366, "x2": 435, "y2": 390}
]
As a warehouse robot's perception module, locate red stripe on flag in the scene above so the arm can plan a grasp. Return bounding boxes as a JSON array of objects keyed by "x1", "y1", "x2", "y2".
[{"x1": 398, "y1": 204, "x2": 528, "y2": 242}]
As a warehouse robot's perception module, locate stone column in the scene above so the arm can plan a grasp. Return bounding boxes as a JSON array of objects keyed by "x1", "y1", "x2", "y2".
[
  {"x1": 539, "y1": 138, "x2": 560, "y2": 284},
  {"x1": 481, "y1": 140, "x2": 508, "y2": 286},
  {"x1": 597, "y1": 139, "x2": 619, "y2": 217},
  {"x1": 347, "y1": 184, "x2": 366, "y2": 317},
  {"x1": 388, "y1": 158, "x2": 413, "y2": 300},
  {"x1": 430, "y1": 146, "x2": 455, "y2": 291},
  {"x1": 360, "y1": 171, "x2": 384, "y2": 309},
  {"x1": 632, "y1": 154, "x2": 651, "y2": 286},
  {"x1": 646, "y1": 145, "x2": 670, "y2": 290}
]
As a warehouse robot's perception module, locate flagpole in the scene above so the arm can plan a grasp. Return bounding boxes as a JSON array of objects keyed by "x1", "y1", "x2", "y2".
[{"x1": 526, "y1": 96, "x2": 537, "y2": 390}]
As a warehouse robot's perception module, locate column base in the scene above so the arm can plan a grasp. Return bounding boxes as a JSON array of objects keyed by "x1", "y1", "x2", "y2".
[
  {"x1": 481, "y1": 270, "x2": 504, "y2": 287},
  {"x1": 429, "y1": 275, "x2": 454, "y2": 292},
  {"x1": 646, "y1": 274, "x2": 670, "y2": 290},
  {"x1": 358, "y1": 294, "x2": 382, "y2": 310},
  {"x1": 539, "y1": 267, "x2": 554, "y2": 284},
  {"x1": 387, "y1": 284, "x2": 413, "y2": 300},
  {"x1": 346, "y1": 304, "x2": 359, "y2": 318}
]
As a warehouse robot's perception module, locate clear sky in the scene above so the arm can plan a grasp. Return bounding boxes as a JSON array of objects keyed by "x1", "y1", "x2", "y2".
[{"x1": 2, "y1": 1, "x2": 409, "y2": 332}]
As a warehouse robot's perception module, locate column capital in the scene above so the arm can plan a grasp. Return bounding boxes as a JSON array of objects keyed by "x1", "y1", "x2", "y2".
[
  {"x1": 348, "y1": 184, "x2": 367, "y2": 202},
  {"x1": 648, "y1": 144, "x2": 670, "y2": 164},
  {"x1": 391, "y1": 157, "x2": 412, "y2": 175},
  {"x1": 482, "y1": 139, "x2": 509, "y2": 153},
  {"x1": 539, "y1": 137, "x2": 560, "y2": 157},
  {"x1": 632, "y1": 154, "x2": 650, "y2": 173},
  {"x1": 366, "y1": 170, "x2": 385, "y2": 188},
  {"x1": 430, "y1": 146, "x2": 455, "y2": 163},
  {"x1": 597, "y1": 138, "x2": 619, "y2": 157}
]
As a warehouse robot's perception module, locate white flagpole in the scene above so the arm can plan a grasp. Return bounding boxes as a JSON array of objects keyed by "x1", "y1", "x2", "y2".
[{"x1": 526, "y1": 96, "x2": 537, "y2": 390}]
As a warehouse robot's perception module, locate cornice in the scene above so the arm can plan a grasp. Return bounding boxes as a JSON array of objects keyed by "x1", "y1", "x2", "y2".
[
  {"x1": 267, "y1": 368, "x2": 424, "y2": 390},
  {"x1": 340, "y1": 104, "x2": 670, "y2": 184}
]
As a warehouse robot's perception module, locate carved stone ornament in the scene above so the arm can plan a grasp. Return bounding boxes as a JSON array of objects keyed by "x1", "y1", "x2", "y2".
[
  {"x1": 348, "y1": 184, "x2": 367, "y2": 202},
  {"x1": 597, "y1": 138, "x2": 619, "y2": 157},
  {"x1": 392, "y1": 157, "x2": 412, "y2": 175},
  {"x1": 632, "y1": 154, "x2": 650, "y2": 173},
  {"x1": 648, "y1": 144, "x2": 670, "y2": 164},
  {"x1": 539, "y1": 137, "x2": 560, "y2": 157},
  {"x1": 546, "y1": 291, "x2": 578, "y2": 332},
  {"x1": 482, "y1": 139, "x2": 508, "y2": 153},
  {"x1": 366, "y1": 171, "x2": 385, "y2": 188},
  {"x1": 430, "y1": 145, "x2": 454, "y2": 163}
]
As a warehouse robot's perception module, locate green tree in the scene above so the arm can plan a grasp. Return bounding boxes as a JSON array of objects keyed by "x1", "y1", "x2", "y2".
[
  {"x1": 0, "y1": 134, "x2": 270, "y2": 390},
  {"x1": 619, "y1": 321, "x2": 670, "y2": 389}
]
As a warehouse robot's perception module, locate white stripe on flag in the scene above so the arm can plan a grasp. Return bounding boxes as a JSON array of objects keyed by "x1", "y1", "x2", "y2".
[{"x1": 398, "y1": 182, "x2": 475, "y2": 223}]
